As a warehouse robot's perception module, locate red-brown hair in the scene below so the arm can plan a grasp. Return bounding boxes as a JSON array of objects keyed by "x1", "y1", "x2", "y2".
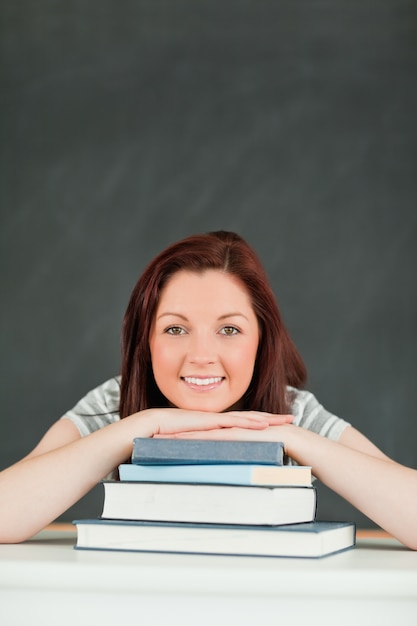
[{"x1": 119, "y1": 231, "x2": 306, "y2": 418}]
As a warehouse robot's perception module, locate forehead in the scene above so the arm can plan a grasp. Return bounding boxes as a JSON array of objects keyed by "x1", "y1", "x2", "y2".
[{"x1": 158, "y1": 270, "x2": 253, "y2": 309}]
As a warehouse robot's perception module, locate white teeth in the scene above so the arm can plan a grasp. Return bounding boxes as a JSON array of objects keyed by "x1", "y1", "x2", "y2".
[{"x1": 183, "y1": 377, "x2": 223, "y2": 386}]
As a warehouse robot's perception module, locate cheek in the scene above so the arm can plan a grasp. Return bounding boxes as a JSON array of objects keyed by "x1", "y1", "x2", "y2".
[
  {"x1": 150, "y1": 341, "x2": 178, "y2": 373},
  {"x1": 150, "y1": 343, "x2": 164, "y2": 370},
  {"x1": 230, "y1": 341, "x2": 258, "y2": 376}
]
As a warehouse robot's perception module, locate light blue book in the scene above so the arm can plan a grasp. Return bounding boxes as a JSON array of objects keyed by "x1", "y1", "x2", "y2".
[{"x1": 118, "y1": 462, "x2": 312, "y2": 486}]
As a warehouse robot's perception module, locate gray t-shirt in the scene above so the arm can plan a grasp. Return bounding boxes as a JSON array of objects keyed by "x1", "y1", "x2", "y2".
[{"x1": 61, "y1": 376, "x2": 350, "y2": 441}]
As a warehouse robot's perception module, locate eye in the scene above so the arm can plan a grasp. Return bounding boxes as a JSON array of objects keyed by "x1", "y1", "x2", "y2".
[
  {"x1": 165, "y1": 326, "x2": 186, "y2": 336},
  {"x1": 220, "y1": 326, "x2": 239, "y2": 336}
]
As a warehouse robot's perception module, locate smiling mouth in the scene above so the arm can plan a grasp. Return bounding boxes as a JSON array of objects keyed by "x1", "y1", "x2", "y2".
[{"x1": 181, "y1": 376, "x2": 224, "y2": 387}]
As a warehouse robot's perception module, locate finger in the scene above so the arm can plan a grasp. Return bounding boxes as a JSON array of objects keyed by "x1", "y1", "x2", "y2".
[
  {"x1": 265, "y1": 415, "x2": 293, "y2": 425},
  {"x1": 155, "y1": 430, "x2": 237, "y2": 440},
  {"x1": 156, "y1": 415, "x2": 270, "y2": 436},
  {"x1": 190, "y1": 416, "x2": 270, "y2": 431},
  {"x1": 227, "y1": 411, "x2": 293, "y2": 425},
  {"x1": 155, "y1": 428, "x2": 271, "y2": 441}
]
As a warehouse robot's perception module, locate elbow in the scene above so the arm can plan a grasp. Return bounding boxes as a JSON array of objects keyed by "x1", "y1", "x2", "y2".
[
  {"x1": 402, "y1": 537, "x2": 417, "y2": 551},
  {"x1": 0, "y1": 530, "x2": 34, "y2": 544},
  {"x1": 393, "y1": 527, "x2": 417, "y2": 551},
  {"x1": 0, "y1": 522, "x2": 38, "y2": 544}
]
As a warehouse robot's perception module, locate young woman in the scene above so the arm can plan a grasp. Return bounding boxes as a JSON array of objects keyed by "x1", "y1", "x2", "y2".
[{"x1": 1, "y1": 231, "x2": 416, "y2": 547}]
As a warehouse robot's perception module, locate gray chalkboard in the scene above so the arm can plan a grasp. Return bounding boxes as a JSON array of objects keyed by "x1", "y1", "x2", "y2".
[{"x1": 1, "y1": 0, "x2": 416, "y2": 527}]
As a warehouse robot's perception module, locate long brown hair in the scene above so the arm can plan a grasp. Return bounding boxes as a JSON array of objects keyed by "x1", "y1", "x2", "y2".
[{"x1": 119, "y1": 231, "x2": 306, "y2": 418}]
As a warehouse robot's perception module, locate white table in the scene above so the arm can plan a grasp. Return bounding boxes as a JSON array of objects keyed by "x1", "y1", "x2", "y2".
[{"x1": 1, "y1": 527, "x2": 417, "y2": 626}]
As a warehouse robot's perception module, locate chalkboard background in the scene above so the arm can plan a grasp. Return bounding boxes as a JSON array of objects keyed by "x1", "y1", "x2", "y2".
[{"x1": 1, "y1": 1, "x2": 416, "y2": 528}]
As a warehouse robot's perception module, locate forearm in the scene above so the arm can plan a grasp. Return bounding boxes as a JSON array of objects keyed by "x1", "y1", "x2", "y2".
[
  {"x1": 0, "y1": 417, "x2": 140, "y2": 543},
  {"x1": 284, "y1": 425, "x2": 417, "y2": 549},
  {"x1": 0, "y1": 408, "x2": 272, "y2": 543}
]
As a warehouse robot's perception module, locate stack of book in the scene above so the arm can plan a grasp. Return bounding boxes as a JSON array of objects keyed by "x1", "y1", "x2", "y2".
[{"x1": 74, "y1": 438, "x2": 356, "y2": 558}]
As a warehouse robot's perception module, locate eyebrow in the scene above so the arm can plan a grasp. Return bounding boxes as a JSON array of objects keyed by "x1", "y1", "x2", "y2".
[{"x1": 156, "y1": 312, "x2": 249, "y2": 322}]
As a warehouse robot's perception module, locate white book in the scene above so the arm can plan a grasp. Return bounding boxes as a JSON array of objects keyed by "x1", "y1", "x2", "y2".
[
  {"x1": 74, "y1": 519, "x2": 356, "y2": 558},
  {"x1": 101, "y1": 481, "x2": 317, "y2": 525}
]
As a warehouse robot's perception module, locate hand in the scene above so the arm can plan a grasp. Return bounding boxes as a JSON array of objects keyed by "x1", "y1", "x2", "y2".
[
  {"x1": 155, "y1": 425, "x2": 292, "y2": 443},
  {"x1": 130, "y1": 408, "x2": 293, "y2": 438},
  {"x1": 150, "y1": 411, "x2": 293, "y2": 440}
]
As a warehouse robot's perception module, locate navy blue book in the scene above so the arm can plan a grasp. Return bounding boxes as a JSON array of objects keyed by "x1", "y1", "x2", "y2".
[
  {"x1": 131, "y1": 438, "x2": 285, "y2": 465},
  {"x1": 73, "y1": 519, "x2": 356, "y2": 558}
]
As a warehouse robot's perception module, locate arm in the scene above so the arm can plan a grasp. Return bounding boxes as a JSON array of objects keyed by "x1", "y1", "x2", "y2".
[
  {"x1": 162, "y1": 421, "x2": 417, "y2": 550},
  {"x1": 0, "y1": 409, "x2": 287, "y2": 543},
  {"x1": 284, "y1": 424, "x2": 417, "y2": 550}
]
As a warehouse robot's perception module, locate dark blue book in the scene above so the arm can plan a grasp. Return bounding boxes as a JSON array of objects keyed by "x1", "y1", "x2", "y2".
[
  {"x1": 131, "y1": 438, "x2": 285, "y2": 465},
  {"x1": 73, "y1": 519, "x2": 356, "y2": 558}
]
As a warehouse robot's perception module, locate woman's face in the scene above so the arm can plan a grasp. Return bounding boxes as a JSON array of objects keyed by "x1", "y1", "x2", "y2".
[{"x1": 149, "y1": 269, "x2": 260, "y2": 412}]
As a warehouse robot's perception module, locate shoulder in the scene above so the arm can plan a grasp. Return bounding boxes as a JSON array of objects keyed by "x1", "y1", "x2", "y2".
[
  {"x1": 96, "y1": 375, "x2": 121, "y2": 410},
  {"x1": 72, "y1": 375, "x2": 121, "y2": 412},
  {"x1": 61, "y1": 376, "x2": 121, "y2": 436},
  {"x1": 287, "y1": 387, "x2": 322, "y2": 421},
  {"x1": 287, "y1": 386, "x2": 351, "y2": 441}
]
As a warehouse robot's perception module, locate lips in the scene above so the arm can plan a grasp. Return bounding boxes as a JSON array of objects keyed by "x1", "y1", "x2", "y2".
[{"x1": 182, "y1": 376, "x2": 224, "y2": 386}]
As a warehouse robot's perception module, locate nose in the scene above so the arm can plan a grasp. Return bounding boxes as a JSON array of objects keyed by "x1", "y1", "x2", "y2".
[{"x1": 187, "y1": 332, "x2": 217, "y2": 365}]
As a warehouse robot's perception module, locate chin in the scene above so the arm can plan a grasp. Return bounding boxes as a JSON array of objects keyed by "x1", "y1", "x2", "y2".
[
  {"x1": 192, "y1": 404, "x2": 228, "y2": 413},
  {"x1": 192, "y1": 400, "x2": 243, "y2": 413},
  {"x1": 176, "y1": 399, "x2": 231, "y2": 413}
]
